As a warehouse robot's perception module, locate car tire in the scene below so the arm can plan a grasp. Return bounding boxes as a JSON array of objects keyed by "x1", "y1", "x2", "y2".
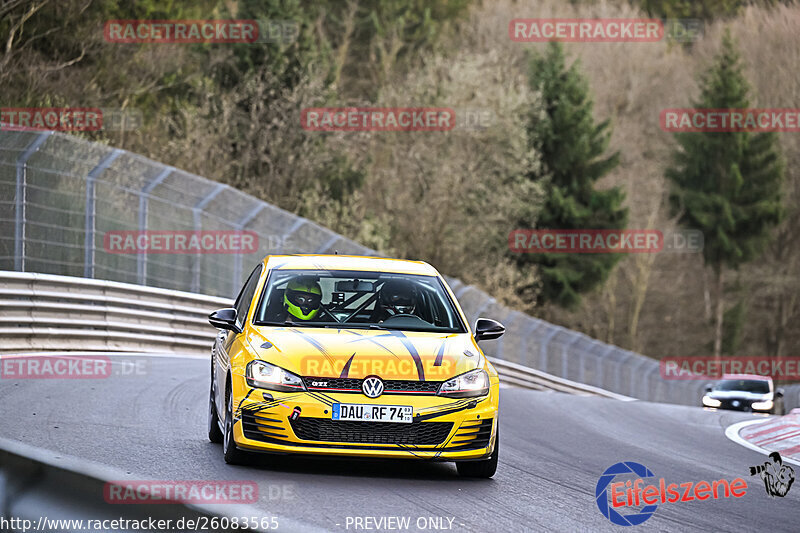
[
  {"x1": 223, "y1": 386, "x2": 247, "y2": 465},
  {"x1": 208, "y1": 382, "x2": 223, "y2": 444},
  {"x1": 456, "y1": 432, "x2": 498, "y2": 478}
]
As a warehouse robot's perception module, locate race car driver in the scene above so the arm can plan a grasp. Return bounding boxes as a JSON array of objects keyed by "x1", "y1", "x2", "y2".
[
  {"x1": 372, "y1": 279, "x2": 419, "y2": 323},
  {"x1": 283, "y1": 276, "x2": 323, "y2": 321}
]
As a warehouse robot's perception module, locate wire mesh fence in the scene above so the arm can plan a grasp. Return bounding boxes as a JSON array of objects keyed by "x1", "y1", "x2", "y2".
[{"x1": 2, "y1": 130, "x2": 797, "y2": 408}]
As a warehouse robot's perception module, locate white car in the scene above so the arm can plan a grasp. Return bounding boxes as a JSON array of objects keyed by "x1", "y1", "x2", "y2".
[{"x1": 702, "y1": 374, "x2": 784, "y2": 415}]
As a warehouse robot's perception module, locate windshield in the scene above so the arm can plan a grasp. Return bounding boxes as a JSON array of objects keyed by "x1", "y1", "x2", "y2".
[
  {"x1": 713, "y1": 379, "x2": 770, "y2": 394},
  {"x1": 253, "y1": 269, "x2": 465, "y2": 333}
]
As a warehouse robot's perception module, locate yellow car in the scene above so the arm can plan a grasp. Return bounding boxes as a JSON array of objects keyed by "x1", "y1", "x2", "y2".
[{"x1": 207, "y1": 255, "x2": 504, "y2": 477}]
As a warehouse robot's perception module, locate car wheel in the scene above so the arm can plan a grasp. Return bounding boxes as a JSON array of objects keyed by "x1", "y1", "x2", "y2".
[
  {"x1": 208, "y1": 382, "x2": 223, "y2": 444},
  {"x1": 456, "y1": 431, "x2": 498, "y2": 478},
  {"x1": 223, "y1": 386, "x2": 247, "y2": 465}
]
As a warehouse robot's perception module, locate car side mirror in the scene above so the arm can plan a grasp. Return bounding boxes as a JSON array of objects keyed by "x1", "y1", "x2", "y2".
[
  {"x1": 208, "y1": 308, "x2": 241, "y2": 332},
  {"x1": 704, "y1": 384, "x2": 713, "y2": 394},
  {"x1": 474, "y1": 318, "x2": 505, "y2": 342},
  {"x1": 775, "y1": 388, "x2": 784, "y2": 398}
]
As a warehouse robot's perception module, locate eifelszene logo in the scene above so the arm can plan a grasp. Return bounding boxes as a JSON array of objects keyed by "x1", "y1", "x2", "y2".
[
  {"x1": 596, "y1": 462, "x2": 659, "y2": 526},
  {"x1": 595, "y1": 461, "x2": 747, "y2": 526}
]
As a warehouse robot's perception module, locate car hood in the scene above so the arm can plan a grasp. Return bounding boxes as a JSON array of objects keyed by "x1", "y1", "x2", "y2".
[
  {"x1": 245, "y1": 326, "x2": 481, "y2": 381},
  {"x1": 707, "y1": 390, "x2": 771, "y2": 401}
]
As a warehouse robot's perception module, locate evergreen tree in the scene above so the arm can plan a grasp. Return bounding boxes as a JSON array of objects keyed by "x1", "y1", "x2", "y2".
[
  {"x1": 515, "y1": 41, "x2": 627, "y2": 309},
  {"x1": 666, "y1": 29, "x2": 784, "y2": 357}
]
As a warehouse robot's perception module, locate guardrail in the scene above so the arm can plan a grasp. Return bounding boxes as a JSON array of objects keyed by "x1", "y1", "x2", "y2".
[
  {"x1": 0, "y1": 437, "x2": 322, "y2": 533},
  {"x1": 487, "y1": 358, "x2": 635, "y2": 401},
  {"x1": 0, "y1": 270, "x2": 228, "y2": 354},
  {"x1": 0, "y1": 270, "x2": 629, "y2": 399}
]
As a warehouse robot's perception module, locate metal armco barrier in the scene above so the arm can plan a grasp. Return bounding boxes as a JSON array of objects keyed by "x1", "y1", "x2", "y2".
[
  {"x1": 0, "y1": 438, "x2": 319, "y2": 533},
  {"x1": 0, "y1": 271, "x2": 228, "y2": 354},
  {"x1": 487, "y1": 358, "x2": 635, "y2": 401},
  {"x1": 0, "y1": 271, "x2": 630, "y2": 399},
  {"x1": 2, "y1": 130, "x2": 798, "y2": 408}
]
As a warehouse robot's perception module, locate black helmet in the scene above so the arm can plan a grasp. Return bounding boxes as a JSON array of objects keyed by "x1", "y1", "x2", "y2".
[{"x1": 379, "y1": 279, "x2": 418, "y2": 315}]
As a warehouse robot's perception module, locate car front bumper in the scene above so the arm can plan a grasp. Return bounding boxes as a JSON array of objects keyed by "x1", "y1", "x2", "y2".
[
  {"x1": 229, "y1": 373, "x2": 499, "y2": 461},
  {"x1": 705, "y1": 399, "x2": 772, "y2": 413}
]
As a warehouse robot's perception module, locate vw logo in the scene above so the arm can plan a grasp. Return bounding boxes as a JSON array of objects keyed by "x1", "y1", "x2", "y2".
[{"x1": 362, "y1": 376, "x2": 384, "y2": 398}]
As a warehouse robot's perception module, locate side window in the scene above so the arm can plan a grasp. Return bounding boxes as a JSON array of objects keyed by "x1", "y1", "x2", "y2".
[{"x1": 234, "y1": 265, "x2": 263, "y2": 327}]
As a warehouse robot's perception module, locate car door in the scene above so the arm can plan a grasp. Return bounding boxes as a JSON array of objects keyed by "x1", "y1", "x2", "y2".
[{"x1": 215, "y1": 264, "x2": 263, "y2": 418}]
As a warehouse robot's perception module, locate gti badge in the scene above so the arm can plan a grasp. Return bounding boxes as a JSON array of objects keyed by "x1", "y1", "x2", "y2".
[{"x1": 362, "y1": 376, "x2": 384, "y2": 398}]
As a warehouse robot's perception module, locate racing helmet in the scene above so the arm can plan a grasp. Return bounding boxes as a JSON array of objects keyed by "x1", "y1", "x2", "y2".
[
  {"x1": 284, "y1": 277, "x2": 322, "y2": 321},
  {"x1": 378, "y1": 279, "x2": 418, "y2": 315}
]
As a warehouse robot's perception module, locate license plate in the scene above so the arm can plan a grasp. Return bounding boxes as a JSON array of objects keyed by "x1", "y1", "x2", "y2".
[{"x1": 331, "y1": 403, "x2": 412, "y2": 423}]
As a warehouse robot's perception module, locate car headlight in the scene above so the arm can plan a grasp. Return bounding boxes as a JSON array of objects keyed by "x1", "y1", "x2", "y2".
[
  {"x1": 702, "y1": 395, "x2": 721, "y2": 408},
  {"x1": 438, "y1": 369, "x2": 489, "y2": 398},
  {"x1": 751, "y1": 400, "x2": 773, "y2": 411},
  {"x1": 246, "y1": 360, "x2": 305, "y2": 392}
]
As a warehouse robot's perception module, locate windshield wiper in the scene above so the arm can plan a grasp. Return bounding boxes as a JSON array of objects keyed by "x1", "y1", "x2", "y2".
[
  {"x1": 322, "y1": 323, "x2": 386, "y2": 330},
  {"x1": 257, "y1": 320, "x2": 316, "y2": 328},
  {"x1": 378, "y1": 324, "x2": 460, "y2": 333}
]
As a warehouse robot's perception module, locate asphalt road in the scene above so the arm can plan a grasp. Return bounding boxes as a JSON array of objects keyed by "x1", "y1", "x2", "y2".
[{"x1": 1, "y1": 353, "x2": 797, "y2": 532}]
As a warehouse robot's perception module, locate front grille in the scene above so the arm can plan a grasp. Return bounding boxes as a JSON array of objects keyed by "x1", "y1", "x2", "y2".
[
  {"x1": 303, "y1": 377, "x2": 441, "y2": 394},
  {"x1": 303, "y1": 377, "x2": 361, "y2": 391},
  {"x1": 718, "y1": 399, "x2": 751, "y2": 411},
  {"x1": 385, "y1": 380, "x2": 441, "y2": 393},
  {"x1": 290, "y1": 417, "x2": 453, "y2": 445}
]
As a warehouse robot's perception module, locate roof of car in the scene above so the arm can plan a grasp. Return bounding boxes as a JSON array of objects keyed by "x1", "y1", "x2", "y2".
[
  {"x1": 720, "y1": 373, "x2": 772, "y2": 381},
  {"x1": 262, "y1": 254, "x2": 440, "y2": 276}
]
